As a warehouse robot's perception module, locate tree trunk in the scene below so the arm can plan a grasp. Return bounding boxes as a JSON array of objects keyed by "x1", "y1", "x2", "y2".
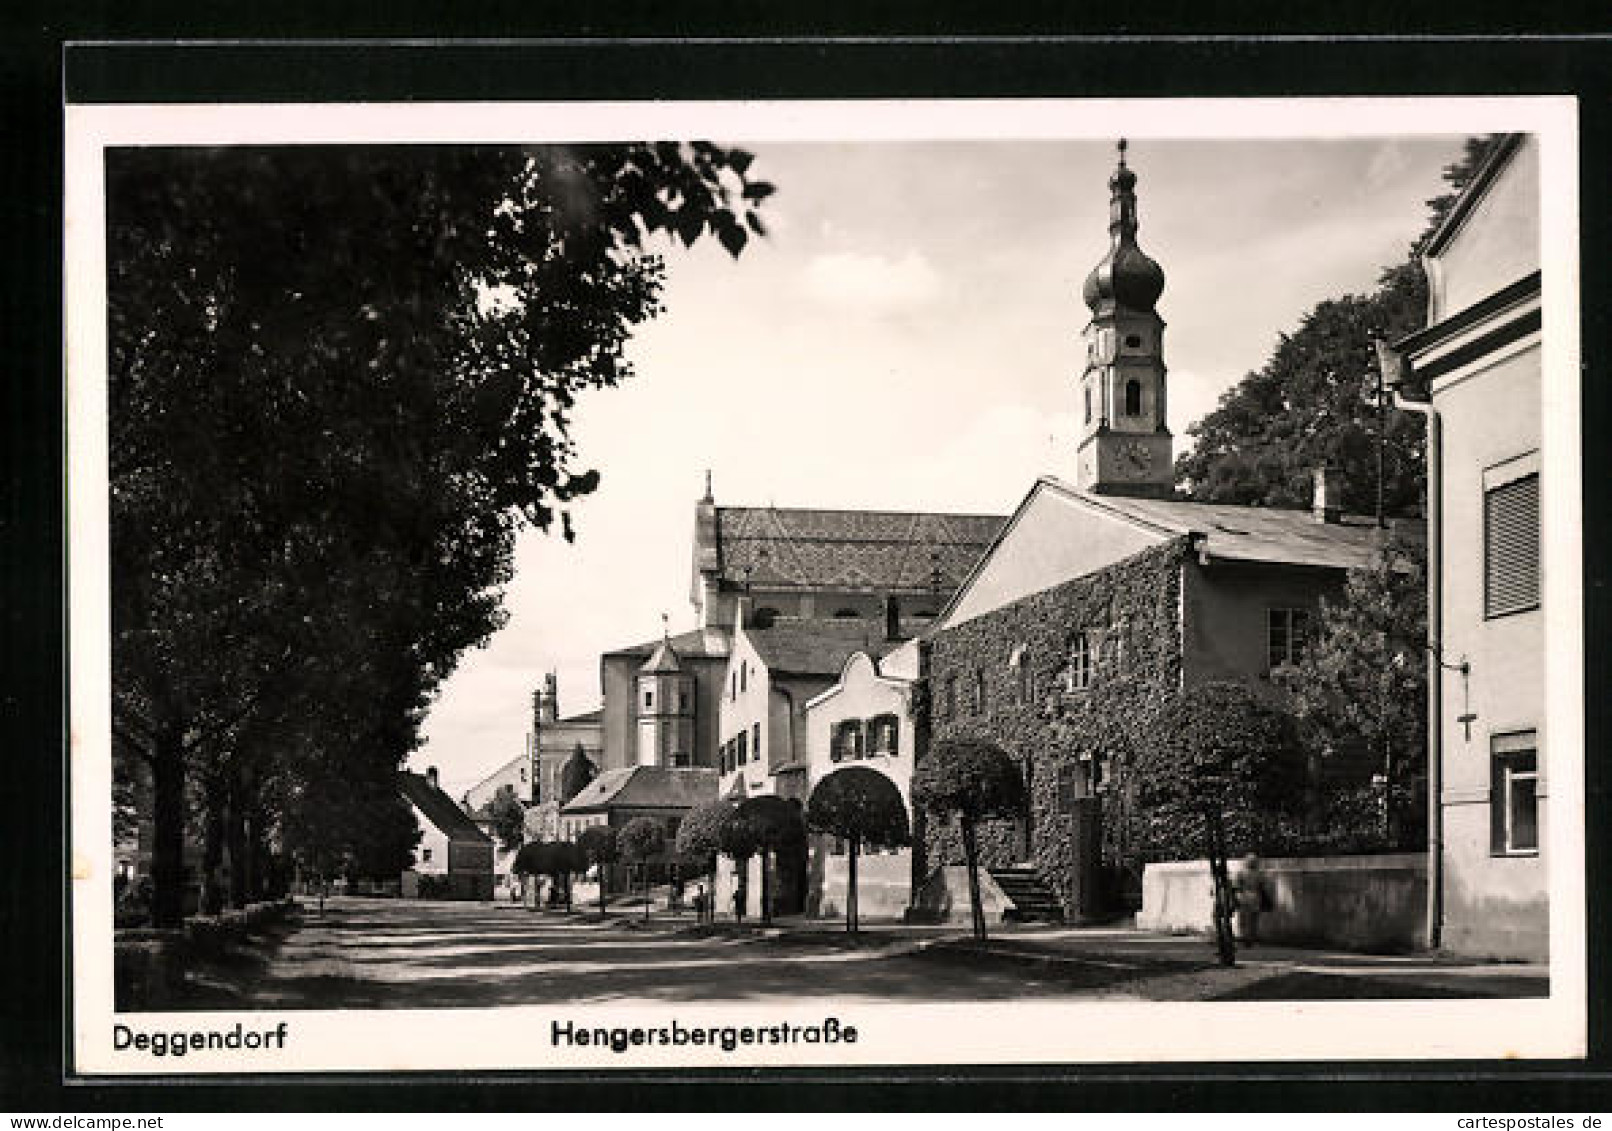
[
  {"x1": 1206, "y1": 808, "x2": 1236, "y2": 967},
  {"x1": 760, "y1": 849, "x2": 773, "y2": 926},
  {"x1": 847, "y1": 834, "x2": 860, "y2": 935},
  {"x1": 199, "y1": 773, "x2": 226, "y2": 917},
  {"x1": 599, "y1": 863, "x2": 609, "y2": 914},
  {"x1": 962, "y1": 816, "x2": 987, "y2": 942},
  {"x1": 226, "y1": 770, "x2": 249, "y2": 910}
]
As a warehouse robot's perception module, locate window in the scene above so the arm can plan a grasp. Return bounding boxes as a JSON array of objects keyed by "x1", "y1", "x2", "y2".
[
  {"x1": 1125, "y1": 332, "x2": 1143, "y2": 349},
  {"x1": 421, "y1": 848, "x2": 433, "y2": 863},
  {"x1": 678, "y1": 689, "x2": 690, "y2": 712},
  {"x1": 834, "y1": 608, "x2": 860, "y2": 619},
  {"x1": 752, "y1": 722, "x2": 761, "y2": 764},
  {"x1": 1011, "y1": 645, "x2": 1035, "y2": 703},
  {"x1": 740, "y1": 661, "x2": 748, "y2": 693},
  {"x1": 1064, "y1": 631, "x2": 1097, "y2": 692},
  {"x1": 973, "y1": 668, "x2": 987, "y2": 714},
  {"x1": 1485, "y1": 472, "x2": 1540, "y2": 618},
  {"x1": 673, "y1": 751, "x2": 691, "y2": 768},
  {"x1": 1105, "y1": 620, "x2": 1128, "y2": 673},
  {"x1": 1267, "y1": 608, "x2": 1312, "y2": 672},
  {"x1": 737, "y1": 730, "x2": 749, "y2": 766},
  {"x1": 869, "y1": 714, "x2": 900, "y2": 755},
  {"x1": 721, "y1": 741, "x2": 732, "y2": 775},
  {"x1": 831, "y1": 719, "x2": 865, "y2": 762},
  {"x1": 1084, "y1": 384, "x2": 1092, "y2": 425},
  {"x1": 643, "y1": 688, "x2": 654, "y2": 710},
  {"x1": 1124, "y1": 379, "x2": 1142, "y2": 416},
  {"x1": 1491, "y1": 731, "x2": 1539, "y2": 855}
]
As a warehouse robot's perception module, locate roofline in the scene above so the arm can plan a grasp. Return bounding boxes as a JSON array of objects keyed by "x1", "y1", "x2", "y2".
[
  {"x1": 929, "y1": 476, "x2": 1178, "y2": 631},
  {"x1": 1422, "y1": 133, "x2": 1528, "y2": 259},
  {"x1": 806, "y1": 649, "x2": 911, "y2": 710},
  {"x1": 713, "y1": 503, "x2": 1008, "y2": 524}
]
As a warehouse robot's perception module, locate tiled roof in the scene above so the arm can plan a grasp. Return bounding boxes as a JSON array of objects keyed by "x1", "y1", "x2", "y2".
[
  {"x1": 604, "y1": 626, "x2": 732, "y2": 661},
  {"x1": 1041, "y1": 477, "x2": 1422, "y2": 571},
  {"x1": 560, "y1": 766, "x2": 719, "y2": 815},
  {"x1": 744, "y1": 618, "x2": 895, "y2": 677},
  {"x1": 399, "y1": 771, "x2": 492, "y2": 844},
  {"x1": 713, "y1": 506, "x2": 1006, "y2": 593}
]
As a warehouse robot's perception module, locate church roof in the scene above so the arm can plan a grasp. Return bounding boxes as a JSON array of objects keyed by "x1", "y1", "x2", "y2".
[
  {"x1": 1042, "y1": 477, "x2": 1421, "y2": 571},
  {"x1": 743, "y1": 618, "x2": 895, "y2": 678},
  {"x1": 559, "y1": 766, "x2": 719, "y2": 815},
  {"x1": 710, "y1": 506, "x2": 1006, "y2": 594},
  {"x1": 399, "y1": 771, "x2": 492, "y2": 844}
]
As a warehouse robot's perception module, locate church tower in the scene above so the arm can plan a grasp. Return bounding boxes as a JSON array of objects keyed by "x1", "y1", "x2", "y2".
[
  {"x1": 1075, "y1": 140, "x2": 1174, "y2": 498},
  {"x1": 636, "y1": 628, "x2": 695, "y2": 768}
]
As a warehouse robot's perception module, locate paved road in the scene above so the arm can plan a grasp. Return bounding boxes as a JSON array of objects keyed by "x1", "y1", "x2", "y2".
[{"x1": 174, "y1": 897, "x2": 1547, "y2": 1010}]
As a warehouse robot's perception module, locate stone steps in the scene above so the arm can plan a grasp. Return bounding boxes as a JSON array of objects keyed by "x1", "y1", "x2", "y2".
[{"x1": 990, "y1": 867, "x2": 1065, "y2": 923}]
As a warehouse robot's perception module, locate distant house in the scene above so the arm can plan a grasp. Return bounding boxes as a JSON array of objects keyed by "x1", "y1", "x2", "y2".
[
  {"x1": 558, "y1": 765, "x2": 719, "y2": 892},
  {"x1": 399, "y1": 766, "x2": 494, "y2": 900},
  {"x1": 1395, "y1": 133, "x2": 1545, "y2": 961}
]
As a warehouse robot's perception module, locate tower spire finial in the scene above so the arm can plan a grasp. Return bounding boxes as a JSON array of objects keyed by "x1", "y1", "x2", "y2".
[
  {"x1": 1117, "y1": 137, "x2": 1128, "y2": 166},
  {"x1": 702, "y1": 468, "x2": 713, "y2": 503},
  {"x1": 661, "y1": 611, "x2": 670, "y2": 641}
]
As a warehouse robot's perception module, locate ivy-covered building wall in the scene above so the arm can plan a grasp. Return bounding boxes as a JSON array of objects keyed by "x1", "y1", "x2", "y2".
[
  {"x1": 921, "y1": 539, "x2": 1189, "y2": 915},
  {"x1": 920, "y1": 535, "x2": 1353, "y2": 917}
]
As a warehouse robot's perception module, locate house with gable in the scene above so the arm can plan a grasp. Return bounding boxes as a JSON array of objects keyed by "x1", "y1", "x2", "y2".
[
  {"x1": 917, "y1": 142, "x2": 1419, "y2": 924},
  {"x1": 398, "y1": 766, "x2": 494, "y2": 900}
]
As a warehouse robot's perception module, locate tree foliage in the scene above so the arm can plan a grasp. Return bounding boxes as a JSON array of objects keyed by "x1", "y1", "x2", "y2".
[
  {"x1": 576, "y1": 823, "x2": 620, "y2": 913},
  {"x1": 559, "y1": 744, "x2": 598, "y2": 806},
  {"x1": 106, "y1": 142, "x2": 772, "y2": 924},
  {"x1": 618, "y1": 817, "x2": 668, "y2": 865},
  {"x1": 486, "y1": 784, "x2": 527, "y2": 852},
  {"x1": 1174, "y1": 135, "x2": 1505, "y2": 516},
  {"x1": 911, "y1": 740, "x2": 1025, "y2": 941},
  {"x1": 676, "y1": 798, "x2": 738, "y2": 870},
  {"x1": 1286, "y1": 532, "x2": 1429, "y2": 850}
]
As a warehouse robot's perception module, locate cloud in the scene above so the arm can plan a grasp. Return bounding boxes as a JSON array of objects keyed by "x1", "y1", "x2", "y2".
[{"x1": 801, "y1": 250, "x2": 943, "y2": 312}]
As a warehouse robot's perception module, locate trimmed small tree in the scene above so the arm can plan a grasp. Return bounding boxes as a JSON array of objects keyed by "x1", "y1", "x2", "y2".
[
  {"x1": 576, "y1": 824, "x2": 619, "y2": 914},
  {"x1": 618, "y1": 816, "x2": 668, "y2": 921},
  {"x1": 910, "y1": 740, "x2": 1026, "y2": 942},
  {"x1": 735, "y1": 795, "x2": 806, "y2": 925},
  {"x1": 511, "y1": 840, "x2": 546, "y2": 911},
  {"x1": 718, "y1": 813, "x2": 763, "y2": 922},
  {"x1": 806, "y1": 767, "x2": 911, "y2": 934},
  {"x1": 1136, "y1": 681, "x2": 1304, "y2": 966}
]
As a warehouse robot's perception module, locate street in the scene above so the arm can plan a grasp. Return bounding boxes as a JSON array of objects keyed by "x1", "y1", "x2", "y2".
[{"x1": 162, "y1": 897, "x2": 1548, "y2": 1010}]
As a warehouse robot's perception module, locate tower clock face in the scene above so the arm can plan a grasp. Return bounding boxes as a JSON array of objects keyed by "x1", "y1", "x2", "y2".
[{"x1": 1118, "y1": 440, "x2": 1154, "y2": 476}]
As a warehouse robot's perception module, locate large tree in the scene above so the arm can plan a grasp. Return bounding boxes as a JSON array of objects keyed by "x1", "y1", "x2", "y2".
[
  {"x1": 1174, "y1": 135, "x2": 1503, "y2": 516},
  {"x1": 108, "y1": 143, "x2": 773, "y2": 925},
  {"x1": 485, "y1": 784, "x2": 527, "y2": 853},
  {"x1": 910, "y1": 740, "x2": 1026, "y2": 942},
  {"x1": 1286, "y1": 532, "x2": 1429, "y2": 850}
]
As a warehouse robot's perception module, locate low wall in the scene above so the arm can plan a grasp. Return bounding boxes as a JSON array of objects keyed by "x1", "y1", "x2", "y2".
[
  {"x1": 1138, "y1": 853, "x2": 1427, "y2": 953},
  {"x1": 905, "y1": 865, "x2": 1013, "y2": 925},
  {"x1": 810, "y1": 849, "x2": 912, "y2": 922}
]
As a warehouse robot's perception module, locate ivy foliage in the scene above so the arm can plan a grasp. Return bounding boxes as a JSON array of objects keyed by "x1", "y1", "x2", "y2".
[
  {"x1": 911, "y1": 740, "x2": 1027, "y2": 826},
  {"x1": 1133, "y1": 681, "x2": 1305, "y2": 861}
]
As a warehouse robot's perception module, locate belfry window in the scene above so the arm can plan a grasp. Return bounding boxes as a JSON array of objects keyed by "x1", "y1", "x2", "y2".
[
  {"x1": 1124, "y1": 379, "x2": 1142, "y2": 416},
  {"x1": 1084, "y1": 385, "x2": 1092, "y2": 425}
]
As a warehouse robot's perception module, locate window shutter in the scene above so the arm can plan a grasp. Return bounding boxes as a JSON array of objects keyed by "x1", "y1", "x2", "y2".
[{"x1": 1485, "y1": 474, "x2": 1540, "y2": 617}]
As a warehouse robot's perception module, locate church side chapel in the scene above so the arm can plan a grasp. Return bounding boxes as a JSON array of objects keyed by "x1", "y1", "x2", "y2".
[{"x1": 918, "y1": 142, "x2": 1422, "y2": 924}]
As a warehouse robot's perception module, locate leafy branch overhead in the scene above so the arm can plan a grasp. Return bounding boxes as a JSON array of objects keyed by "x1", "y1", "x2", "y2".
[{"x1": 108, "y1": 142, "x2": 772, "y2": 925}]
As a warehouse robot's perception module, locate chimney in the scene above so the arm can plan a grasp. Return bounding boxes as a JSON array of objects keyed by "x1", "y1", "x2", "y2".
[
  {"x1": 426, "y1": 766, "x2": 440, "y2": 791},
  {"x1": 884, "y1": 594, "x2": 902, "y2": 642},
  {"x1": 1312, "y1": 466, "x2": 1341, "y2": 524}
]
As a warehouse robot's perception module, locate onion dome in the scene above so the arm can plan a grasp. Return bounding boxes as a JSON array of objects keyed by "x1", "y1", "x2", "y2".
[{"x1": 1082, "y1": 139, "x2": 1166, "y2": 316}]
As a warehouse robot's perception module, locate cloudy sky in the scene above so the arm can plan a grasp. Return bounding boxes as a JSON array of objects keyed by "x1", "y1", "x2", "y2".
[{"x1": 415, "y1": 132, "x2": 1468, "y2": 798}]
